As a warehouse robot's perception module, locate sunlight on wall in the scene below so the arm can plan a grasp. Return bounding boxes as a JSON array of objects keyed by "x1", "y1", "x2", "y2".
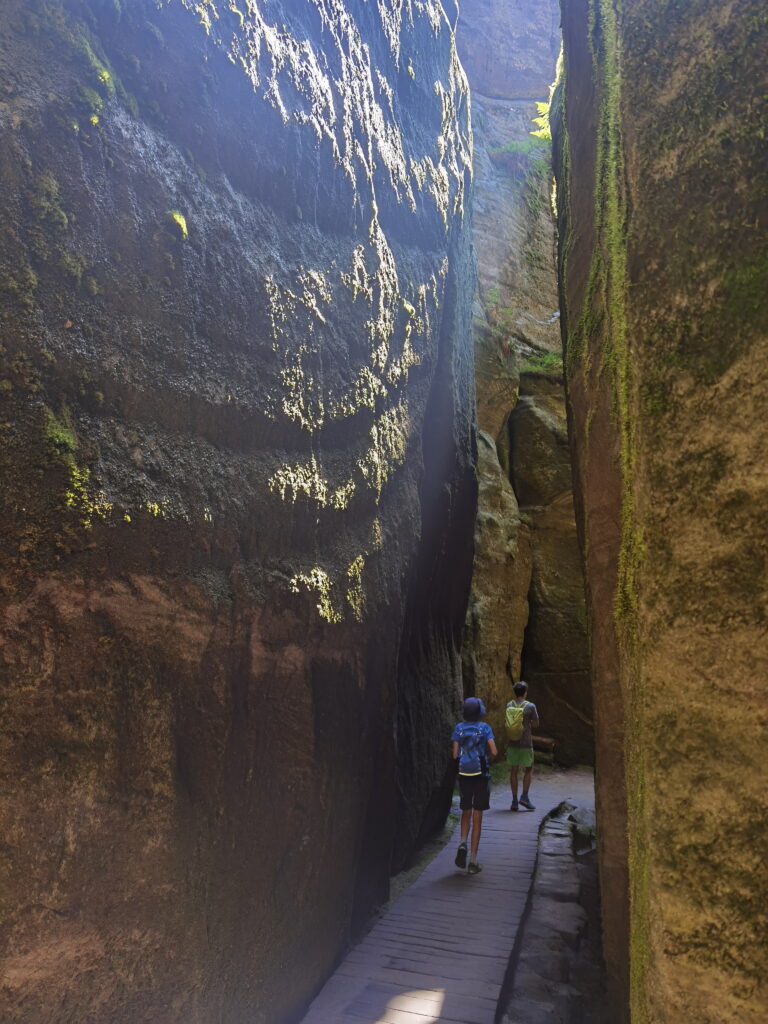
[
  {"x1": 166, "y1": 0, "x2": 471, "y2": 625},
  {"x1": 263, "y1": 233, "x2": 446, "y2": 623}
]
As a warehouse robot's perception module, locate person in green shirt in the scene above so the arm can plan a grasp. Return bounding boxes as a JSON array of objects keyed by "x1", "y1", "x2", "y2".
[{"x1": 505, "y1": 681, "x2": 539, "y2": 811}]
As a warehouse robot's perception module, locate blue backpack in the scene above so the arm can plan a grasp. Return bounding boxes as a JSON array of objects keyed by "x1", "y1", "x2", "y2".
[{"x1": 456, "y1": 722, "x2": 489, "y2": 775}]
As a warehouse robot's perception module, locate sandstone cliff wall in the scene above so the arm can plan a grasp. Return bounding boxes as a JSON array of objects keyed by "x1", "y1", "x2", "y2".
[
  {"x1": 457, "y1": 0, "x2": 591, "y2": 763},
  {"x1": 555, "y1": 0, "x2": 768, "y2": 1019},
  {"x1": 0, "y1": 2, "x2": 475, "y2": 1020}
]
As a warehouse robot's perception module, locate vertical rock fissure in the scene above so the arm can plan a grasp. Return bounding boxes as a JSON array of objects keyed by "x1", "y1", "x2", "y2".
[{"x1": 456, "y1": 0, "x2": 593, "y2": 768}]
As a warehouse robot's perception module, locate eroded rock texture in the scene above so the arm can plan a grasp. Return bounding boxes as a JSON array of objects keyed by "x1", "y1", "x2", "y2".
[
  {"x1": 0, "y1": 2, "x2": 475, "y2": 1020},
  {"x1": 463, "y1": 430, "x2": 532, "y2": 744},
  {"x1": 555, "y1": 0, "x2": 768, "y2": 1020},
  {"x1": 457, "y1": 0, "x2": 591, "y2": 761},
  {"x1": 510, "y1": 371, "x2": 592, "y2": 765}
]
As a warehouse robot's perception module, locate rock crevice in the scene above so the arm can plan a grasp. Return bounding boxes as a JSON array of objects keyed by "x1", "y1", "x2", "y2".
[{"x1": 457, "y1": 0, "x2": 592, "y2": 766}]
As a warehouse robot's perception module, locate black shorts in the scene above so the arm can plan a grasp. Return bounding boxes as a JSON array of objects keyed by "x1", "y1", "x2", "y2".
[{"x1": 458, "y1": 774, "x2": 491, "y2": 811}]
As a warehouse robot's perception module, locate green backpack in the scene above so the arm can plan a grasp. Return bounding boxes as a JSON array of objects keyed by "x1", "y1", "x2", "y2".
[{"x1": 505, "y1": 699, "x2": 529, "y2": 741}]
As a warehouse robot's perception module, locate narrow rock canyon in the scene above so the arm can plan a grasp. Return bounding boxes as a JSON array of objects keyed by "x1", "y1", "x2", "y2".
[
  {"x1": 456, "y1": 0, "x2": 593, "y2": 766},
  {"x1": 0, "y1": 1, "x2": 766, "y2": 1023}
]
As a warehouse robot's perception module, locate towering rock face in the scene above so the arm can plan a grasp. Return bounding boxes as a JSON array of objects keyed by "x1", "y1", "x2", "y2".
[
  {"x1": 457, "y1": 0, "x2": 591, "y2": 762},
  {"x1": 555, "y1": 0, "x2": 768, "y2": 1020},
  {"x1": 0, "y1": 1, "x2": 475, "y2": 1020}
]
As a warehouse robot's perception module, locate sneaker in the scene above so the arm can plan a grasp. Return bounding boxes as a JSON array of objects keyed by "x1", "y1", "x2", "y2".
[
  {"x1": 467, "y1": 862, "x2": 482, "y2": 875},
  {"x1": 510, "y1": 799, "x2": 519, "y2": 812},
  {"x1": 455, "y1": 843, "x2": 467, "y2": 869},
  {"x1": 519, "y1": 794, "x2": 535, "y2": 810}
]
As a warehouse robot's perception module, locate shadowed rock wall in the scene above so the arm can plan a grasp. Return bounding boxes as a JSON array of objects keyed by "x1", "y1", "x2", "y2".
[
  {"x1": 510, "y1": 371, "x2": 592, "y2": 765},
  {"x1": 555, "y1": 0, "x2": 768, "y2": 1020},
  {"x1": 0, "y1": 1, "x2": 475, "y2": 1020},
  {"x1": 457, "y1": 0, "x2": 591, "y2": 762}
]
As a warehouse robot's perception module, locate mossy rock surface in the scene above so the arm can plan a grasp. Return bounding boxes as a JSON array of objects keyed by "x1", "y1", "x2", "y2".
[
  {"x1": 0, "y1": 1, "x2": 476, "y2": 1020},
  {"x1": 556, "y1": 1, "x2": 768, "y2": 1021}
]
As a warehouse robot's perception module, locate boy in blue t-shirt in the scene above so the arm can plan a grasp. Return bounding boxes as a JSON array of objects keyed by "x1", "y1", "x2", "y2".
[{"x1": 451, "y1": 697, "x2": 497, "y2": 874}]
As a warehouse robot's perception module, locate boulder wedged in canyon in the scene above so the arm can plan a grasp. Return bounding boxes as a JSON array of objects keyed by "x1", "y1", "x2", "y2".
[
  {"x1": 457, "y1": 0, "x2": 590, "y2": 754},
  {"x1": 0, "y1": 2, "x2": 475, "y2": 1020},
  {"x1": 555, "y1": 0, "x2": 768, "y2": 1020}
]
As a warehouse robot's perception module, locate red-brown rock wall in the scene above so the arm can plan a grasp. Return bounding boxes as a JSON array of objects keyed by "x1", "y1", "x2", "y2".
[
  {"x1": 0, "y1": 2, "x2": 476, "y2": 1020},
  {"x1": 555, "y1": 0, "x2": 768, "y2": 1020}
]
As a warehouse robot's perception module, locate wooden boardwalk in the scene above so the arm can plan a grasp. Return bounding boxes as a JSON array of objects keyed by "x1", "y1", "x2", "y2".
[{"x1": 301, "y1": 770, "x2": 594, "y2": 1024}]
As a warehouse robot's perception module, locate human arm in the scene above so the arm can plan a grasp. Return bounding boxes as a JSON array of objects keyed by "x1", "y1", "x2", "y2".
[
  {"x1": 452, "y1": 740, "x2": 460, "y2": 760},
  {"x1": 485, "y1": 723, "x2": 498, "y2": 759},
  {"x1": 529, "y1": 703, "x2": 540, "y2": 730}
]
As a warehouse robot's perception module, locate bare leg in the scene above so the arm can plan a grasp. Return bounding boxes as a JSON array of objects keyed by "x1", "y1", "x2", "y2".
[
  {"x1": 455, "y1": 807, "x2": 471, "y2": 868},
  {"x1": 509, "y1": 766, "x2": 519, "y2": 801},
  {"x1": 470, "y1": 809, "x2": 483, "y2": 863},
  {"x1": 522, "y1": 765, "x2": 533, "y2": 797},
  {"x1": 460, "y1": 808, "x2": 471, "y2": 843}
]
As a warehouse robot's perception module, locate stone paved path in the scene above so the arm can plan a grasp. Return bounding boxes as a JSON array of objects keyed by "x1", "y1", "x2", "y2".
[{"x1": 301, "y1": 769, "x2": 594, "y2": 1024}]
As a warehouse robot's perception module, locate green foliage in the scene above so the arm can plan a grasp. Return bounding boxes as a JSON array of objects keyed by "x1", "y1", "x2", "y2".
[
  {"x1": 489, "y1": 137, "x2": 549, "y2": 157},
  {"x1": 165, "y1": 210, "x2": 189, "y2": 241},
  {"x1": 59, "y1": 252, "x2": 87, "y2": 285},
  {"x1": 41, "y1": 405, "x2": 112, "y2": 528},
  {"x1": 43, "y1": 407, "x2": 77, "y2": 457},
  {"x1": 84, "y1": 274, "x2": 101, "y2": 296},
  {"x1": 28, "y1": 0, "x2": 134, "y2": 133},
  {"x1": 529, "y1": 157, "x2": 550, "y2": 180},
  {"x1": 76, "y1": 34, "x2": 116, "y2": 97},
  {"x1": 521, "y1": 350, "x2": 564, "y2": 375},
  {"x1": 77, "y1": 84, "x2": 104, "y2": 117},
  {"x1": 30, "y1": 171, "x2": 69, "y2": 230},
  {"x1": 0, "y1": 265, "x2": 39, "y2": 311},
  {"x1": 523, "y1": 157, "x2": 550, "y2": 220},
  {"x1": 530, "y1": 99, "x2": 552, "y2": 140}
]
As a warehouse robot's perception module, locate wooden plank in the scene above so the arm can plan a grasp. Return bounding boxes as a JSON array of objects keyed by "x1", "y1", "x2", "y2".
[
  {"x1": 332, "y1": 966, "x2": 502, "y2": 1003},
  {"x1": 301, "y1": 773, "x2": 594, "y2": 1024}
]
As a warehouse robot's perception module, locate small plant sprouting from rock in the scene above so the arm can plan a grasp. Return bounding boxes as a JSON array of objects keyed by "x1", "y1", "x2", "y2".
[
  {"x1": 30, "y1": 171, "x2": 69, "y2": 231},
  {"x1": 521, "y1": 350, "x2": 564, "y2": 375},
  {"x1": 0, "y1": 264, "x2": 39, "y2": 311},
  {"x1": 42, "y1": 407, "x2": 112, "y2": 528},
  {"x1": 165, "y1": 210, "x2": 189, "y2": 241},
  {"x1": 44, "y1": 407, "x2": 78, "y2": 456},
  {"x1": 530, "y1": 99, "x2": 552, "y2": 141}
]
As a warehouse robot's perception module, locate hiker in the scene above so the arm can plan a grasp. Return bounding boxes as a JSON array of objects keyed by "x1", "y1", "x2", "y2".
[
  {"x1": 505, "y1": 681, "x2": 540, "y2": 811},
  {"x1": 451, "y1": 697, "x2": 497, "y2": 875}
]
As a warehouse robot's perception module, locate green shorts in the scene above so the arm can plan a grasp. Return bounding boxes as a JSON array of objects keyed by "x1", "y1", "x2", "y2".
[{"x1": 506, "y1": 746, "x2": 534, "y2": 768}]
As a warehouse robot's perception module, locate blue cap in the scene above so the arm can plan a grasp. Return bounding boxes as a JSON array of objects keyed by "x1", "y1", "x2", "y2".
[{"x1": 463, "y1": 697, "x2": 486, "y2": 719}]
